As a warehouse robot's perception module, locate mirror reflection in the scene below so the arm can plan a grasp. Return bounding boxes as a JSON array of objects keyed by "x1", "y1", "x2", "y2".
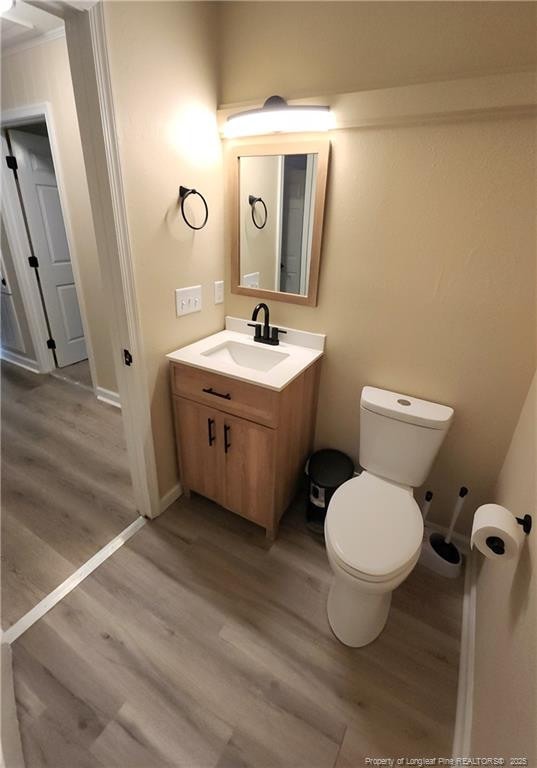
[{"x1": 239, "y1": 153, "x2": 318, "y2": 296}]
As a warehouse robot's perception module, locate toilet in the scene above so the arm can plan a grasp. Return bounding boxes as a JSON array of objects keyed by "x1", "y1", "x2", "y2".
[{"x1": 325, "y1": 386, "x2": 454, "y2": 647}]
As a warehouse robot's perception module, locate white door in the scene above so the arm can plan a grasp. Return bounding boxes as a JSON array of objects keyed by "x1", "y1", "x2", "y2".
[
  {"x1": 0, "y1": 248, "x2": 26, "y2": 353},
  {"x1": 8, "y1": 129, "x2": 86, "y2": 367}
]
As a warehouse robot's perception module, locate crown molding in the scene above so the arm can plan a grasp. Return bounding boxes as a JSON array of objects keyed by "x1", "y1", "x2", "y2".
[{"x1": 1, "y1": 25, "x2": 65, "y2": 57}]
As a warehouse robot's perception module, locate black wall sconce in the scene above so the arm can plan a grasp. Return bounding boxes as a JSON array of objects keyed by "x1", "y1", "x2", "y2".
[
  {"x1": 179, "y1": 186, "x2": 208, "y2": 230},
  {"x1": 249, "y1": 194, "x2": 267, "y2": 229}
]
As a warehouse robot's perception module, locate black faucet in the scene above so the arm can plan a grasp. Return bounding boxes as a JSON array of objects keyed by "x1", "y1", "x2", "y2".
[{"x1": 248, "y1": 303, "x2": 287, "y2": 346}]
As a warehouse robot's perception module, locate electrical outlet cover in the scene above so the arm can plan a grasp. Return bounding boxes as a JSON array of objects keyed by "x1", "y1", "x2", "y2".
[{"x1": 214, "y1": 280, "x2": 224, "y2": 304}]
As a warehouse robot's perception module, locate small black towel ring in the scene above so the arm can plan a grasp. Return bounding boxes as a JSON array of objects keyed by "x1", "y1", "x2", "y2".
[
  {"x1": 179, "y1": 186, "x2": 208, "y2": 230},
  {"x1": 249, "y1": 194, "x2": 268, "y2": 230}
]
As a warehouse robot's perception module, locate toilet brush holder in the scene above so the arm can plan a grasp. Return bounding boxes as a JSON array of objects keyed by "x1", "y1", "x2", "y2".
[
  {"x1": 418, "y1": 486, "x2": 468, "y2": 578},
  {"x1": 419, "y1": 526, "x2": 463, "y2": 578}
]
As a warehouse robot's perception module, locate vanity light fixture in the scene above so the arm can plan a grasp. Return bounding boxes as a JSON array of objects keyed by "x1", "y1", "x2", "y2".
[{"x1": 224, "y1": 95, "x2": 332, "y2": 139}]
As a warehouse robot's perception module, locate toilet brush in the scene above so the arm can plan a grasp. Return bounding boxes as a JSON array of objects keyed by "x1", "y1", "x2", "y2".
[
  {"x1": 419, "y1": 486, "x2": 468, "y2": 578},
  {"x1": 430, "y1": 485, "x2": 468, "y2": 568},
  {"x1": 429, "y1": 486, "x2": 468, "y2": 564},
  {"x1": 445, "y1": 486, "x2": 468, "y2": 543}
]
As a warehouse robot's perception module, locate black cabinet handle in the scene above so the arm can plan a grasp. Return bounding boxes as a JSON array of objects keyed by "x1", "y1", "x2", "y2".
[
  {"x1": 207, "y1": 417, "x2": 215, "y2": 446},
  {"x1": 224, "y1": 424, "x2": 231, "y2": 453},
  {"x1": 202, "y1": 387, "x2": 231, "y2": 400}
]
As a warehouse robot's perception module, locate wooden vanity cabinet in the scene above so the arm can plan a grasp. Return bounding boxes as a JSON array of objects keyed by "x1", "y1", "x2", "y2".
[{"x1": 170, "y1": 359, "x2": 321, "y2": 538}]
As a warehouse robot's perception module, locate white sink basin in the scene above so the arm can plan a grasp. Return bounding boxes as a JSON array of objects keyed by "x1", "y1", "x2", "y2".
[
  {"x1": 201, "y1": 340, "x2": 289, "y2": 372},
  {"x1": 167, "y1": 319, "x2": 325, "y2": 391}
]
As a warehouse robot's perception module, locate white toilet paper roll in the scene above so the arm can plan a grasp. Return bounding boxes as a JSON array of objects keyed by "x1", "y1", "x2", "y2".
[{"x1": 471, "y1": 504, "x2": 524, "y2": 560}]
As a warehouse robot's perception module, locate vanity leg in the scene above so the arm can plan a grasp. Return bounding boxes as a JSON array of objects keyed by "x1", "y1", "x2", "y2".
[{"x1": 265, "y1": 524, "x2": 277, "y2": 542}]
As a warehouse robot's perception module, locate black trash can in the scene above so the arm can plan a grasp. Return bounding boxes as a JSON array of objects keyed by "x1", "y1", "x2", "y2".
[{"x1": 306, "y1": 449, "x2": 355, "y2": 535}]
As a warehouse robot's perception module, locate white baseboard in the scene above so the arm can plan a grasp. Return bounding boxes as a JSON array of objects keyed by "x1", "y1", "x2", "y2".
[
  {"x1": 452, "y1": 549, "x2": 477, "y2": 757},
  {"x1": 0, "y1": 347, "x2": 41, "y2": 374},
  {"x1": 96, "y1": 386, "x2": 121, "y2": 408},
  {"x1": 160, "y1": 482, "x2": 182, "y2": 513},
  {"x1": 2, "y1": 516, "x2": 145, "y2": 646}
]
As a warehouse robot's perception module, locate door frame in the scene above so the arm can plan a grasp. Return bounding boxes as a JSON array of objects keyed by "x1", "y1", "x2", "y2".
[
  {"x1": 1, "y1": 102, "x2": 98, "y2": 383},
  {"x1": 61, "y1": 2, "x2": 161, "y2": 518},
  {"x1": 2, "y1": 2, "x2": 162, "y2": 519}
]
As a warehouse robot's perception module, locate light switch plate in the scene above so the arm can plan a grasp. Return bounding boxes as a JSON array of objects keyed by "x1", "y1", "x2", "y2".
[
  {"x1": 176, "y1": 285, "x2": 202, "y2": 317},
  {"x1": 214, "y1": 280, "x2": 224, "y2": 304},
  {"x1": 242, "y1": 271, "x2": 260, "y2": 289}
]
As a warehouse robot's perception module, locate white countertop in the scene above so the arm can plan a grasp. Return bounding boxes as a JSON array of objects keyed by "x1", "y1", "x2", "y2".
[{"x1": 166, "y1": 317, "x2": 325, "y2": 391}]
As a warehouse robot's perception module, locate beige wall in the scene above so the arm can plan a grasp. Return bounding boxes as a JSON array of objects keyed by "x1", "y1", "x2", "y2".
[
  {"x1": 220, "y1": 4, "x2": 537, "y2": 532},
  {"x1": 103, "y1": 1, "x2": 224, "y2": 496},
  {"x1": 1, "y1": 36, "x2": 117, "y2": 391},
  {"x1": 69, "y1": 0, "x2": 536, "y2": 522},
  {"x1": 472, "y1": 371, "x2": 536, "y2": 762},
  {"x1": 218, "y1": 2, "x2": 537, "y2": 104},
  {"x1": 225, "y1": 119, "x2": 536, "y2": 532}
]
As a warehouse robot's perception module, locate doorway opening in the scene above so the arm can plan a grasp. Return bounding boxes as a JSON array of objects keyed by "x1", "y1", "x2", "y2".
[
  {"x1": 2, "y1": 120, "x2": 92, "y2": 389},
  {"x1": 1, "y1": 92, "x2": 137, "y2": 639}
]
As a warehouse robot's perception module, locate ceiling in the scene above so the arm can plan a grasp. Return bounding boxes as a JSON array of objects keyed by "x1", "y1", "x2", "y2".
[{"x1": 0, "y1": 1, "x2": 63, "y2": 52}]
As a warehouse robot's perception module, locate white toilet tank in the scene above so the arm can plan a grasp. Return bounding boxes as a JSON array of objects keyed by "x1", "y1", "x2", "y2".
[{"x1": 359, "y1": 387, "x2": 454, "y2": 487}]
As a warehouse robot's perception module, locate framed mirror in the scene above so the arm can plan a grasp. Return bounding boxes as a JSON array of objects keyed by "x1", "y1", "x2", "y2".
[{"x1": 230, "y1": 139, "x2": 329, "y2": 306}]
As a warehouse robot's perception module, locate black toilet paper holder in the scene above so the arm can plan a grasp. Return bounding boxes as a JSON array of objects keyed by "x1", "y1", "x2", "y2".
[{"x1": 516, "y1": 514, "x2": 532, "y2": 535}]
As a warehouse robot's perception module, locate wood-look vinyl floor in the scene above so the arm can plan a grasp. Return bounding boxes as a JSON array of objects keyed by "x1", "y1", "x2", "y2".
[
  {"x1": 1, "y1": 361, "x2": 137, "y2": 629},
  {"x1": 50, "y1": 359, "x2": 93, "y2": 390},
  {"x1": 12, "y1": 493, "x2": 463, "y2": 768}
]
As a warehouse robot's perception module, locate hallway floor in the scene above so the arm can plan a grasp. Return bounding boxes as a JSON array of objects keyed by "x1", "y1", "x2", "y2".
[
  {"x1": 12, "y1": 493, "x2": 463, "y2": 767},
  {"x1": 50, "y1": 358, "x2": 93, "y2": 389},
  {"x1": 1, "y1": 361, "x2": 137, "y2": 629}
]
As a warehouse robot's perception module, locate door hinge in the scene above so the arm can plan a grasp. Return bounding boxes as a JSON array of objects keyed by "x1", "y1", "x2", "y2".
[
  {"x1": 123, "y1": 349, "x2": 133, "y2": 366},
  {"x1": 28, "y1": 256, "x2": 39, "y2": 269},
  {"x1": 47, "y1": 338, "x2": 56, "y2": 350},
  {"x1": 5, "y1": 155, "x2": 18, "y2": 172}
]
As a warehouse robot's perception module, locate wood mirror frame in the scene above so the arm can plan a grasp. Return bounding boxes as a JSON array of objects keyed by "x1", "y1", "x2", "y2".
[{"x1": 230, "y1": 139, "x2": 330, "y2": 307}]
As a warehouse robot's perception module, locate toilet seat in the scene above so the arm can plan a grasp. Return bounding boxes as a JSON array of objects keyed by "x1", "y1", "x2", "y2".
[
  {"x1": 326, "y1": 535, "x2": 420, "y2": 583},
  {"x1": 325, "y1": 472, "x2": 423, "y2": 581}
]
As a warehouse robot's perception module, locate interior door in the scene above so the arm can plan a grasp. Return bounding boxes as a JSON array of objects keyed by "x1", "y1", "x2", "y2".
[
  {"x1": 8, "y1": 129, "x2": 87, "y2": 367},
  {"x1": 173, "y1": 397, "x2": 224, "y2": 504},
  {"x1": 222, "y1": 412, "x2": 275, "y2": 527},
  {"x1": 1, "y1": 248, "x2": 25, "y2": 353}
]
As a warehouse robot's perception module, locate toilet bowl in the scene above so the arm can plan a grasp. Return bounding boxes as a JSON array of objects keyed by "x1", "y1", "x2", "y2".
[
  {"x1": 324, "y1": 386, "x2": 454, "y2": 647},
  {"x1": 325, "y1": 472, "x2": 423, "y2": 646}
]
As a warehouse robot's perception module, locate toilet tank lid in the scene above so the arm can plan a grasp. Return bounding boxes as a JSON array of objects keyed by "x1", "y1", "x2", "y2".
[{"x1": 361, "y1": 386, "x2": 454, "y2": 430}]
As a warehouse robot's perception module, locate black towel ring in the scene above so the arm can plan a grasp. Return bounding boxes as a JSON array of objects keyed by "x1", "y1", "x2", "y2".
[
  {"x1": 179, "y1": 186, "x2": 208, "y2": 230},
  {"x1": 249, "y1": 195, "x2": 268, "y2": 230}
]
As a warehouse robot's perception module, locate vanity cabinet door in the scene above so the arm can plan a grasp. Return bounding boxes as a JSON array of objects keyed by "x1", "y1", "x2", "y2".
[
  {"x1": 173, "y1": 397, "x2": 224, "y2": 505},
  {"x1": 221, "y1": 412, "x2": 275, "y2": 529}
]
